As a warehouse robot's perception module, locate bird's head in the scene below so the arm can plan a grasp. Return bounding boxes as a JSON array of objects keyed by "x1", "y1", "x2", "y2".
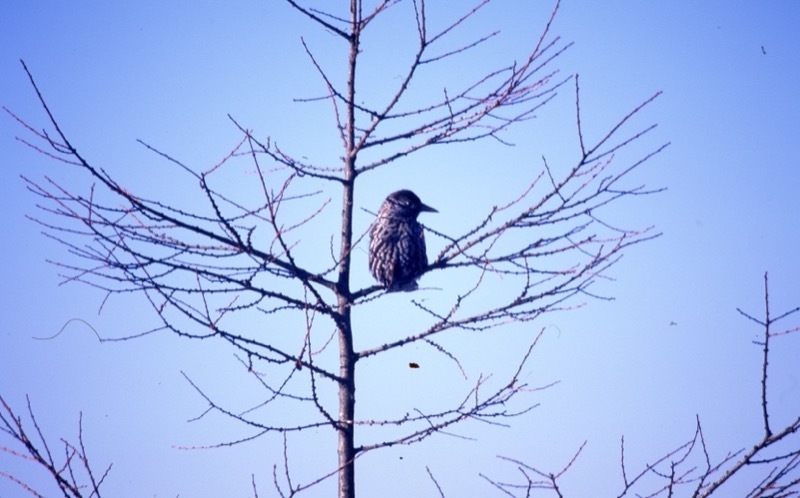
[{"x1": 380, "y1": 189, "x2": 437, "y2": 219}]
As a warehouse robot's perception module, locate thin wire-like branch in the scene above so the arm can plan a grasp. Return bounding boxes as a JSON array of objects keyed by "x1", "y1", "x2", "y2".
[{"x1": 426, "y1": 466, "x2": 446, "y2": 498}]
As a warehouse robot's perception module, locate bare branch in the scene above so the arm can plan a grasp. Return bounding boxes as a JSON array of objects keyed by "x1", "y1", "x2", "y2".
[
  {"x1": 0, "y1": 396, "x2": 109, "y2": 498},
  {"x1": 426, "y1": 466, "x2": 446, "y2": 498},
  {"x1": 8, "y1": 1, "x2": 671, "y2": 496},
  {"x1": 283, "y1": 1, "x2": 350, "y2": 39}
]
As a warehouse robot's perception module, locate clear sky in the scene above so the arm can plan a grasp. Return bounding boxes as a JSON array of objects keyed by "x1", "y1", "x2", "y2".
[{"x1": 2, "y1": 1, "x2": 799, "y2": 496}]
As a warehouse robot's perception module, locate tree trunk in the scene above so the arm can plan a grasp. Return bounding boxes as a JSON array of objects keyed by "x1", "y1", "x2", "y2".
[
  {"x1": 336, "y1": 316, "x2": 356, "y2": 498},
  {"x1": 337, "y1": 2, "x2": 360, "y2": 496}
]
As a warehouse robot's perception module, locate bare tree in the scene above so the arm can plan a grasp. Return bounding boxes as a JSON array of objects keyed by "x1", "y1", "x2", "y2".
[
  {"x1": 0, "y1": 396, "x2": 109, "y2": 497},
  {"x1": 4, "y1": 1, "x2": 668, "y2": 496},
  {"x1": 483, "y1": 272, "x2": 800, "y2": 497}
]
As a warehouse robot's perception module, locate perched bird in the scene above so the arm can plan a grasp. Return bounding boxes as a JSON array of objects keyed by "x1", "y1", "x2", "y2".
[{"x1": 368, "y1": 190, "x2": 437, "y2": 291}]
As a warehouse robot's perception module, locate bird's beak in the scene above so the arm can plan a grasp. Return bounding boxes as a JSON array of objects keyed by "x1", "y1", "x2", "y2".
[{"x1": 419, "y1": 203, "x2": 438, "y2": 213}]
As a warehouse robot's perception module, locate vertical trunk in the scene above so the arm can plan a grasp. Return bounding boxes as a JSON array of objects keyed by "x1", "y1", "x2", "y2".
[
  {"x1": 337, "y1": 2, "x2": 360, "y2": 498},
  {"x1": 336, "y1": 180, "x2": 356, "y2": 498},
  {"x1": 336, "y1": 303, "x2": 356, "y2": 498}
]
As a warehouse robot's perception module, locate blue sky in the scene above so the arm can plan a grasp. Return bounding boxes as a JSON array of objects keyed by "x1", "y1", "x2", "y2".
[{"x1": 2, "y1": 1, "x2": 799, "y2": 496}]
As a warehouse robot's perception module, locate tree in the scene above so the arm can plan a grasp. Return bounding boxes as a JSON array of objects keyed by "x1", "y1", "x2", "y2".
[
  {"x1": 0, "y1": 397, "x2": 108, "y2": 498},
  {"x1": 3, "y1": 1, "x2": 670, "y2": 496},
  {"x1": 481, "y1": 273, "x2": 800, "y2": 497},
  {"x1": 3, "y1": 277, "x2": 798, "y2": 496}
]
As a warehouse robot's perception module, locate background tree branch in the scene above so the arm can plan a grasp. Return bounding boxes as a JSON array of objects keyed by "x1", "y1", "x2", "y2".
[{"x1": 485, "y1": 272, "x2": 800, "y2": 497}]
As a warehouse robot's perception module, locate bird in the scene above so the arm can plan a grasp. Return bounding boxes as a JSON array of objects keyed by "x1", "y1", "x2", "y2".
[{"x1": 368, "y1": 189, "x2": 437, "y2": 292}]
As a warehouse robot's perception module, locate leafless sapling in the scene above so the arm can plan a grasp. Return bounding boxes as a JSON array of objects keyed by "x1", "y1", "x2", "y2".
[{"x1": 4, "y1": 1, "x2": 668, "y2": 496}]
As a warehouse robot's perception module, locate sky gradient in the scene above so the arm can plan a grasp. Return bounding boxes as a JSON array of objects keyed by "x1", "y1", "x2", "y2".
[{"x1": 2, "y1": 1, "x2": 799, "y2": 496}]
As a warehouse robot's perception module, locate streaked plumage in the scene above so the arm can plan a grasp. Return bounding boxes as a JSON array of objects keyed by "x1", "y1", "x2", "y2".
[{"x1": 368, "y1": 190, "x2": 437, "y2": 291}]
